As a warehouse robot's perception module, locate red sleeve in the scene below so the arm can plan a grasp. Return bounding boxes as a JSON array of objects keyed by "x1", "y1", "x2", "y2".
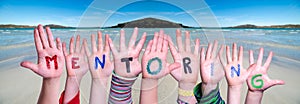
[{"x1": 59, "y1": 90, "x2": 80, "y2": 104}]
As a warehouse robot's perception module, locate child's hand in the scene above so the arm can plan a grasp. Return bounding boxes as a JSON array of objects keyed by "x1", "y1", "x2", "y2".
[
  {"x1": 108, "y1": 28, "x2": 146, "y2": 78},
  {"x1": 62, "y1": 35, "x2": 89, "y2": 80},
  {"x1": 20, "y1": 24, "x2": 64, "y2": 78},
  {"x1": 84, "y1": 32, "x2": 114, "y2": 79},
  {"x1": 220, "y1": 43, "x2": 253, "y2": 86},
  {"x1": 200, "y1": 41, "x2": 224, "y2": 86},
  {"x1": 142, "y1": 31, "x2": 180, "y2": 79},
  {"x1": 247, "y1": 48, "x2": 285, "y2": 92},
  {"x1": 168, "y1": 30, "x2": 200, "y2": 84}
]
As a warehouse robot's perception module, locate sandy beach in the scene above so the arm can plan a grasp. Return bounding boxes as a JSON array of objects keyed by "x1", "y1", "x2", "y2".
[{"x1": 0, "y1": 51, "x2": 299, "y2": 104}]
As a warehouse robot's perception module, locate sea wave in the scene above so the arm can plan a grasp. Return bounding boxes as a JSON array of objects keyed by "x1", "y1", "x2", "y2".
[{"x1": 0, "y1": 43, "x2": 34, "y2": 50}]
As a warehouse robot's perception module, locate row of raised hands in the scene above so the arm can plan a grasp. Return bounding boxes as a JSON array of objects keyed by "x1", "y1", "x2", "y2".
[{"x1": 20, "y1": 24, "x2": 284, "y2": 104}]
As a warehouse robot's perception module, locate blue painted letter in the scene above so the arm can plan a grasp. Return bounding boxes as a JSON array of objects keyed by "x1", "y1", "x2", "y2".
[
  {"x1": 231, "y1": 64, "x2": 241, "y2": 77},
  {"x1": 95, "y1": 54, "x2": 106, "y2": 69}
]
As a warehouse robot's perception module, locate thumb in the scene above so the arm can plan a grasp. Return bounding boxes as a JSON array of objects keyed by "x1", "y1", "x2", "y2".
[
  {"x1": 168, "y1": 62, "x2": 181, "y2": 72},
  {"x1": 20, "y1": 61, "x2": 38, "y2": 73},
  {"x1": 270, "y1": 80, "x2": 285, "y2": 86}
]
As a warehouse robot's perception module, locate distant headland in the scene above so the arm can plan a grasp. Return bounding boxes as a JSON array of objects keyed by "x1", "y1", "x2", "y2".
[
  {"x1": 0, "y1": 24, "x2": 74, "y2": 29},
  {"x1": 1, "y1": 18, "x2": 300, "y2": 29}
]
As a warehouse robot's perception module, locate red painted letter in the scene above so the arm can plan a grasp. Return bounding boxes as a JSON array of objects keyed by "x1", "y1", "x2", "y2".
[
  {"x1": 45, "y1": 55, "x2": 58, "y2": 69},
  {"x1": 72, "y1": 57, "x2": 80, "y2": 69}
]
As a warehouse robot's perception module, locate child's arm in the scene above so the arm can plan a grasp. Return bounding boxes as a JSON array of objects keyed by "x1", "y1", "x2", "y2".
[
  {"x1": 195, "y1": 40, "x2": 225, "y2": 103},
  {"x1": 107, "y1": 28, "x2": 146, "y2": 103},
  {"x1": 219, "y1": 43, "x2": 254, "y2": 104},
  {"x1": 168, "y1": 30, "x2": 199, "y2": 103},
  {"x1": 84, "y1": 32, "x2": 114, "y2": 104},
  {"x1": 20, "y1": 24, "x2": 65, "y2": 103},
  {"x1": 60, "y1": 35, "x2": 89, "y2": 103},
  {"x1": 140, "y1": 31, "x2": 180, "y2": 104},
  {"x1": 245, "y1": 48, "x2": 285, "y2": 104}
]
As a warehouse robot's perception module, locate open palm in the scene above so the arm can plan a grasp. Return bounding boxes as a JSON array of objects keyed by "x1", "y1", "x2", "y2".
[
  {"x1": 220, "y1": 43, "x2": 253, "y2": 86},
  {"x1": 108, "y1": 28, "x2": 146, "y2": 78},
  {"x1": 63, "y1": 35, "x2": 89, "y2": 79},
  {"x1": 84, "y1": 32, "x2": 114, "y2": 79},
  {"x1": 142, "y1": 31, "x2": 180, "y2": 79},
  {"x1": 200, "y1": 41, "x2": 224, "y2": 85},
  {"x1": 168, "y1": 30, "x2": 199, "y2": 83},
  {"x1": 20, "y1": 25, "x2": 64, "y2": 78},
  {"x1": 246, "y1": 48, "x2": 285, "y2": 91}
]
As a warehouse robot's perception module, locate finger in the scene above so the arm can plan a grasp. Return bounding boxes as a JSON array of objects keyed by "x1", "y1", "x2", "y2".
[
  {"x1": 34, "y1": 28, "x2": 43, "y2": 51},
  {"x1": 108, "y1": 37, "x2": 118, "y2": 55},
  {"x1": 151, "y1": 32, "x2": 158, "y2": 51},
  {"x1": 120, "y1": 29, "x2": 126, "y2": 51},
  {"x1": 97, "y1": 31, "x2": 103, "y2": 52},
  {"x1": 168, "y1": 35, "x2": 179, "y2": 59},
  {"x1": 62, "y1": 42, "x2": 68, "y2": 56},
  {"x1": 264, "y1": 51, "x2": 273, "y2": 70},
  {"x1": 168, "y1": 62, "x2": 181, "y2": 73},
  {"x1": 20, "y1": 61, "x2": 38, "y2": 73},
  {"x1": 157, "y1": 30, "x2": 164, "y2": 52},
  {"x1": 38, "y1": 24, "x2": 49, "y2": 48},
  {"x1": 257, "y1": 48, "x2": 264, "y2": 66},
  {"x1": 75, "y1": 35, "x2": 81, "y2": 53},
  {"x1": 56, "y1": 37, "x2": 62, "y2": 51},
  {"x1": 226, "y1": 45, "x2": 232, "y2": 63},
  {"x1": 176, "y1": 29, "x2": 184, "y2": 52},
  {"x1": 249, "y1": 50, "x2": 254, "y2": 65},
  {"x1": 232, "y1": 43, "x2": 237, "y2": 61},
  {"x1": 162, "y1": 34, "x2": 168, "y2": 52},
  {"x1": 45, "y1": 27, "x2": 55, "y2": 48},
  {"x1": 104, "y1": 34, "x2": 110, "y2": 52},
  {"x1": 135, "y1": 32, "x2": 146, "y2": 52},
  {"x1": 206, "y1": 43, "x2": 212, "y2": 60},
  {"x1": 270, "y1": 80, "x2": 285, "y2": 86},
  {"x1": 246, "y1": 63, "x2": 257, "y2": 77},
  {"x1": 129, "y1": 27, "x2": 138, "y2": 49},
  {"x1": 194, "y1": 38, "x2": 200, "y2": 55},
  {"x1": 83, "y1": 39, "x2": 91, "y2": 56},
  {"x1": 211, "y1": 40, "x2": 218, "y2": 58},
  {"x1": 238, "y1": 46, "x2": 243, "y2": 63},
  {"x1": 91, "y1": 34, "x2": 97, "y2": 53},
  {"x1": 218, "y1": 45, "x2": 226, "y2": 67},
  {"x1": 200, "y1": 47, "x2": 205, "y2": 63},
  {"x1": 145, "y1": 40, "x2": 153, "y2": 54},
  {"x1": 69, "y1": 36, "x2": 74, "y2": 54},
  {"x1": 185, "y1": 31, "x2": 191, "y2": 52},
  {"x1": 80, "y1": 40, "x2": 85, "y2": 54}
]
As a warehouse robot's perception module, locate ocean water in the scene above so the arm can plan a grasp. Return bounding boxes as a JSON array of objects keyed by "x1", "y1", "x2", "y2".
[{"x1": 0, "y1": 28, "x2": 300, "y2": 69}]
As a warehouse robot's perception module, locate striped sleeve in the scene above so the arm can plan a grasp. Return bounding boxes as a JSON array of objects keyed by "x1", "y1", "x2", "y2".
[
  {"x1": 108, "y1": 71, "x2": 137, "y2": 104},
  {"x1": 193, "y1": 83, "x2": 225, "y2": 104}
]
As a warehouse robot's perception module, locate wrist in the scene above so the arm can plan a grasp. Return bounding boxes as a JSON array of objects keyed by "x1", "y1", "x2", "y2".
[
  {"x1": 92, "y1": 77, "x2": 109, "y2": 86},
  {"x1": 227, "y1": 85, "x2": 243, "y2": 104},
  {"x1": 201, "y1": 83, "x2": 218, "y2": 96},
  {"x1": 179, "y1": 82, "x2": 196, "y2": 90},
  {"x1": 141, "y1": 78, "x2": 158, "y2": 90}
]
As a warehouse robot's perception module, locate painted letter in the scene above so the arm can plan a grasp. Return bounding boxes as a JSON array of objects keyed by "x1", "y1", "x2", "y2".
[
  {"x1": 146, "y1": 57, "x2": 162, "y2": 75},
  {"x1": 95, "y1": 54, "x2": 106, "y2": 69},
  {"x1": 45, "y1": 55, "x2": 58, "y2": 69},
  {"x1": 230, "y1": 64, "x2": 241, "y2": 77},
  {"x1": 183, "y1": 57, "x2": 192, "y2": 74},
  {"x1": 72, "y1": 57, "x2": 80, "y2": 69},
  {"x1": 251, "y1": 74, "x2": 264, "y2": 89},
  {"x1": 121, "y1": 57, "x2": 133, "y2": 73}
]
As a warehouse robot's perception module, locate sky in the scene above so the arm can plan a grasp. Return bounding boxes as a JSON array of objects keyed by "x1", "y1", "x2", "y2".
[{"x1": 0, "y1": 0, "x2": 299, "y2": 27}]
